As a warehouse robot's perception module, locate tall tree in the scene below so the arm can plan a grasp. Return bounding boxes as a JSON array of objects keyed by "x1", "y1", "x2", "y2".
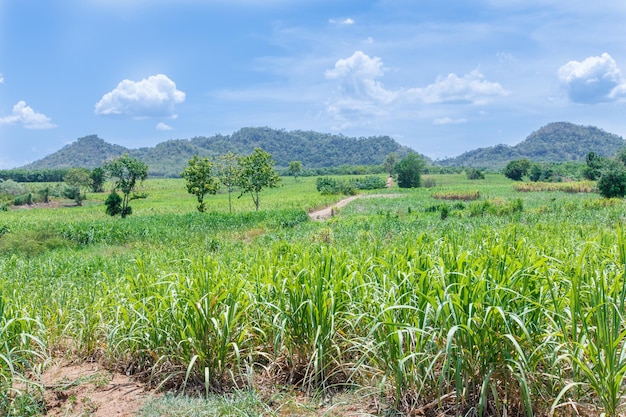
[
  {"x1": 237, "y1": 148, "x2": 281, "y2": 211},
  {"x1": 394, "y1": 153, "x2": 426, "y2": 188},
  {"x1": 216, "y1": 152, "x2": 240, "y2": 214},
  {"x1": 287, "y1": 160, "x2": 303, "y2": 182},
  {"x1": 181, "y1": 156, "x2": 221, "y2": 212},
  {"x1": 90, "y1": 167, "x2": 106, "y2": 192},
  {"x1": 383, "y1": 152, "x2": 398, "y2": 176},
  {"x1": 64, "y1": 167, "x2": 92, "y2": 205},
  {"x1": 103, "y1": 154, "x2": 148, "y2": 218},
  {"x1": 503, "y1": 159, "x2": 530, "y2": 181}
]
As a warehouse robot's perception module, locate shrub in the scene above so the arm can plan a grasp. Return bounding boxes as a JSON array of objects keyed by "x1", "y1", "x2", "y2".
[
  {"x1": 352, "y1": 175, "x2": 386, "y2": 190},
  {"x1": 466, "y1": 168, "x2": 485, "y2": 180},
  {"x1": 597, "y1": 160, "x2": 626, "y2": 198}
]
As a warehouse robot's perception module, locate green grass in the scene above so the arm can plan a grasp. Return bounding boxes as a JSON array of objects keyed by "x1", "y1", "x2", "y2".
[{"x1": 3, "y1": 174, "x2": 626, "y2": 416}]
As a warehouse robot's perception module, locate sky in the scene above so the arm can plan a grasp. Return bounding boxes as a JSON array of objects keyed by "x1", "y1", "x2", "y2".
[{"x1": 2, "y1": 0, "x2": 626, "y2": 169}]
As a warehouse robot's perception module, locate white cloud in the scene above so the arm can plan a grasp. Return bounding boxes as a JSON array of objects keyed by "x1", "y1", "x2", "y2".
[
  {"x1": 325, "y1": 51, "x2": 397, "y2": 103},
  {"x1": 0, "y1": 101, "x2": 56, "y2": 129},
  {"x1": 411, "y1": 70, "x2": 508, "y2": 105},
  {"x1": 95, "y1": 74, "x2": 185, "y2": 118},
  {"x1": 433, "y1": 117, "x2": 468, "y2": 125},
  {"x1": 156, "y1": 122, "x2": 173, "y2": 131},
  {"x1": 329, "y1": 17, "x2": 354, "y2": 25},
  {"x1": 558, "y1": 53, "x2": 626, "y2": 103},
  {"x1": 0, "y1": 74, "x2": 3, "y2": 83}
]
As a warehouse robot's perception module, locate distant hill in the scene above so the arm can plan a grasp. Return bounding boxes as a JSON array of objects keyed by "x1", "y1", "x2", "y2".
[
  {"x1": 437, "y1": 122, "x2": 625, "y2": 169},
  {"x1": 22, "y1": 135, "x2": 131, "y2": 170},
  {"x1": 22, "y1": 127, "x2": 414, "y2": 176}
]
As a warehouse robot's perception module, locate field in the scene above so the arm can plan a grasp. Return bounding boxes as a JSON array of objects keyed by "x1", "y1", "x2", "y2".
[{"x1": 2, "y1": 173, "x2": 626, "y2": 416}]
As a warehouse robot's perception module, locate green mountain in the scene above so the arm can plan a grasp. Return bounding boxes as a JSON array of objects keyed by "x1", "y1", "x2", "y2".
[
  {"x1": 438, "y1": 122, "x2": 625, "y2": 169},
  {"x1": 22, "y1": 135, "x2": 131, "y2": 170},
  {"x1": 22, "y1": 127, "x2": 414, "y2": 176}
]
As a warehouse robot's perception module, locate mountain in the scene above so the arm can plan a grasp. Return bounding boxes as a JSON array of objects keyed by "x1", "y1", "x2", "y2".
[
  {"x1": 22, "y1": 135, "x2": 131, "y2": 170},
  {"x1": 437, "y1": 122, "x2": 625, "y2": 168},
  {"x1": 22, "y1": 128, "x2": 414, "y2": 176}
]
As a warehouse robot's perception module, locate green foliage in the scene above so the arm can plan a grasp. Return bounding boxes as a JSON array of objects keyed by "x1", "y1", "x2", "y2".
[
  {"x1": 287, "y1": 160, "x2": 303, "y2": 181},
  {"x1": 216, "y1": 152, "x2": 240, "y2": 214},
  {"x1": 503, "y1": 159, "x2": 530, "y2": 181},
  {"x1": 315, "y1": 177, "x2": 358, "y2": 195},
  {"x1": 351, "y1": 175, "x2": 386, "y2": 190},
  {"x1": 104, "y1": 154, "x2": 148, "y2": 218},
  {"x1": 597, "y1": 159, "x2": 626, "y2": 198},
  {"x1": 395, "y1": 153, "x2": 426, "y2": 188},
  {"x1": 104, "y1": 192, "x2": 123, "y2": 216},
  {"x1": 62, "y1": 185, "x2": 83, "y2": 206},
  {"x1": 383, "y1": 152, "x2": 398, "y2": 176},
  {"x1": 90, "y1": 167, "x2": 106, "y2": 192},
  {"x1": 0, "y1": 180, "x2": 27, "y2": 196},
  {"x1": 465, "y1": 168, "x2": 485, "y2": 180},
  {"x1": 237, "y1": 148, "x2": 281, "y2": 211},
  {"x1": 181, "y1": 156, "x2": 221, "y2": 212}
]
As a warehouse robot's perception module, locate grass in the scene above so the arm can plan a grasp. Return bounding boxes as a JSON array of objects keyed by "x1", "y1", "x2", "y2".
[{"x1": 3, "y1": 173, "x2": 626, "y2": 415}]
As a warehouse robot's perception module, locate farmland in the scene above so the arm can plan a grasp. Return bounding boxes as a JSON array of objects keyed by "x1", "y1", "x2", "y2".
[{"x1": 2, "y1": 173, "x2": 626, "y2": 416}]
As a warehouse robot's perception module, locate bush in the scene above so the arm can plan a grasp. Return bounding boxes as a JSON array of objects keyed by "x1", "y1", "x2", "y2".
[
  {"x1": 466, "y1": 168, "x2": 485, "y2": 180},
  {"x1": 105, "y1": 192, "x2": 123, "y2": 216},
  {"x1": 12, "y1": 193, "x2": 33, "y2": 206},
  {"x1": 316, "y1": 177, "x2": 338, "y2": 195},
  {"x1": 597, "y1": 160, "x2": 626, "y2": 198},
  {"x1": 0, "y1": 180, "x2": 27, "y2": 196},
  {"x1": 352, "y1": 175, "x2": 386, "y2": 190}
]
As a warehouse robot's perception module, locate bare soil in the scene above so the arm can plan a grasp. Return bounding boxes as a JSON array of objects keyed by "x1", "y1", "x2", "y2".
[{"x1": 41, "y1": 360, "x2": 154, "y2": 417}]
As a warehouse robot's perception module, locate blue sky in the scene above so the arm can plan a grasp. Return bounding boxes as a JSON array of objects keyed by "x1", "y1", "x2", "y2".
[{"x1": 2, "y1": 0, "x2": 626, "y2": 168}]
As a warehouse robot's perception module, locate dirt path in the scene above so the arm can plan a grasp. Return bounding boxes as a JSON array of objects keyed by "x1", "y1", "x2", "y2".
[{"x1": 308, "y1": 193, "x2": 403, "y2": 221}]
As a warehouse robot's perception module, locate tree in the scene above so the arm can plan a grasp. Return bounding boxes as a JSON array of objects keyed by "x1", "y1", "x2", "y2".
[
  {"x1": 394, "y1": 153, "x2": 426, "y2": 188},
  {"x1": 583, "y1": 152, "x2": 606, "y2": 180},
  {"x1": 237, "y1": 148, "x2": 281, "y2": 211},
  {"x1": 64, "y1": 168, "x2": 92, "y2": 205},
  {"x1": 503, "y1": 159, "x2": 530, "y2": 181},
  {"x1": 103, "y1": 154, "x2": 148, "y2": 218},
  {"x1": 104, "y1": 192, "x2": 123, "y2": 216},
  {"x1": 287, "y1": 160, "x2": 303, "y2": 182},
  {"x1": 90, "y1": 167, "x2": 106, "y2": 193},
  {"x1": 181, "y1": 156, "x2": 221, "y2": 212},
  {"x1": 383, "y1": 152, "x2": 399, "y2": 176},
  {"x1": 216, "y1": 152, "x2": 240, "y2": 214},
  {"x1": 597, "y1": 159, "x2": 626, "y2": 198}
]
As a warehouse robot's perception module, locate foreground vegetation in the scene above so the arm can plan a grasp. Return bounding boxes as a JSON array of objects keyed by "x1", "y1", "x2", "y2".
[{"x1": 2, "y1": 174, "x2": 626, "y2": 416}]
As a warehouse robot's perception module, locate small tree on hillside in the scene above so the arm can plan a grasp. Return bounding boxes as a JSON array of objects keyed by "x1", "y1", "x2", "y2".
[
  {"x1": 395, "y1": 153, "x2": 426, "y2": 188},
  {"x1": 237, "y1": 148, "x2": 281, "y2": 211},
  {"x1": 103, "y1": 154, "x2": 148, "y2": 218},
  {"x1": 181, "y1": 156, "x2": 221, "y2": 212},
  {"x1": 216, "y1": 152, "x2": 240, "y2": 214},
  {"x1": 288, "y1": 160, "x2": 303, "y2": 182}
]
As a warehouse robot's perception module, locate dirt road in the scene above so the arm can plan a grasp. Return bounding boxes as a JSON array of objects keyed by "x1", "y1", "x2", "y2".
[{"x1": 308, "y1": 194, "x2": 403, "y2": 221}]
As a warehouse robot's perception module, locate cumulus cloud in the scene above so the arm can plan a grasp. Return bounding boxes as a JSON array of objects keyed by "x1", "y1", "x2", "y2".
[
  {"x1": 0, "y1": 101, "x2": 56, "y2": 129},
  {"x1": 558, "y1": 53, "x2": 626, "y2": 103},
  {"x1": 0, "y1": 74, "x2": 3, "y2": 83},
  {"x1": 324, "y1": 51, "x2": 507, "y2": 126},
  {"x1": 156, "y1": 122, "x2": 173, "y2": 131},
  {"x1": 410, "y1": 70, "x2": 508, "y2": 105},
  {"x1": 95, "y1": 74, "x2": 185, "y2": 118}
]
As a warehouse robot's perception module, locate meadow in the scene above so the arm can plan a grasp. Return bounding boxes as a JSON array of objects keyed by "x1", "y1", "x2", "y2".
[{"x1": 2, "y1": 173, "x2": 626, "y2": 416}]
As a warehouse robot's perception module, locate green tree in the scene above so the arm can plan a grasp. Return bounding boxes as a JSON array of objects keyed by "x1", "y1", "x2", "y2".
[
  {"x1": 103, "y1": 154, "x2": 148, "y2": 218},
  {"x1": 394, "y1": 153, "x2": 426, "y2": 188},
  {"x1": 64, "y1": 168, "x2": 92, "y2": 205},
  {"x1": 237, "y1": 148, "x2": 281, "y2": 211},
  {"x1": 503, "y1": 159, "x2": 530, "y2": 181},
  {"x1": 181, "y1": 156, "x2": 221, "y2": 212},
  {"x1": 287, "y1": 160, "x2": 303, "y2": 182},
  {"x1": 597, "y1": 159, "x2": 626, "y2": 198},
  {"x1": 383, "y1": 152, "x2": 399, "y2": 176},
  {"x1": 90, "y1": 167, "x2": 106, "y2": 193},
  {"x1": 583, "y1": 152, "x2": 607, "y2": 180},
  {"x1": 216, "y1": 152, "x2": 240, "y2": 214},
  {"x1": 104, "y1": 192, "x2": 123, "y2": 216}
]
